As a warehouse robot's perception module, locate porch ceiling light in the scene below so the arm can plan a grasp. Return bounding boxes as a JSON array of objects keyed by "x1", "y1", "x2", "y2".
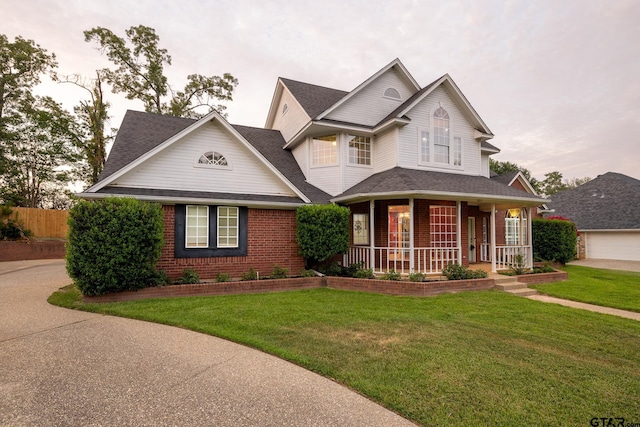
[{"x1": 507, "y1": 208, "x2": 521, "y2": 218}]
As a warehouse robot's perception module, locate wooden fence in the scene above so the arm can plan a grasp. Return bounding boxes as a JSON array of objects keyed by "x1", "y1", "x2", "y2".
[{"x1": 8, "y1": 207, "x2": 69, "y2": 239}]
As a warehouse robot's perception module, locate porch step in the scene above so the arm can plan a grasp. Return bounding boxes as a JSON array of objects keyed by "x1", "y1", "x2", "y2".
[{"x1": 494, "y1": 278, "x2": 538, "y2": 296}]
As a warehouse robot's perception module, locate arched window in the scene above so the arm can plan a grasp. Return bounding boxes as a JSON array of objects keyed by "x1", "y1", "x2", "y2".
[
  {"x1": 505, "y1": 208, "x2": 528, "y2": 245},
  {"x1": 383, "y1": 87, "x2": 401, "y2": 100},
  {"x1": 433, "y1": 107, "x2": 450, "y2": 163},
  {"x1": 198, "y1": 151, "x2": 228, "y2": 167}
]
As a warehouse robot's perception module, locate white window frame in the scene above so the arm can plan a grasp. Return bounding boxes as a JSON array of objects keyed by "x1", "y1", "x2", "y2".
[
  {"x1": 388, "y1": 205, "x2": 410, "y2": 259},
  {"x1": 347, "y1": 135, "x2": 371, "y2": 166},
  {"x1": 429, "y1": 205, "x2": 457, "y2": 248},
  {"x1": 311, "y1": 134, "x2": 338, "y2": 167},
  {"x1": 195, "y1": 151, "x2": 231, "y2": 169},
  {"x1": 353, "y1": 213, "x2": 369, "y2": 245},
  {"x1": 417, "y1": 107, "x2": 463, "y2": 169},
  {"x1": 383, "y1": 87, "x2": 402, "y2": 101},
  {"x1": 217, "y1": 206, "x2": 239, "y2": 248},
  {"x1": 185, "y1": 205, "x2": 209, "y2": 248}
]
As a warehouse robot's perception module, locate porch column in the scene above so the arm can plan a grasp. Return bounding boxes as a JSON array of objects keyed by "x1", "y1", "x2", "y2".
[
  {"x1": 527, "y1": 207, "x2": 533, "y2": 268},
  {"x1": 456, "y1": 201, "x2": 462, "y2": 265},
  {"x1": 369, "y1": 199, "x2": 375, "y2": 271},
  {"x1": 491, "y1": 203, "x2": 497, "y2": 272},
  {"x1": 409, "y1": 198, "x2": 415, "y2": 272}
]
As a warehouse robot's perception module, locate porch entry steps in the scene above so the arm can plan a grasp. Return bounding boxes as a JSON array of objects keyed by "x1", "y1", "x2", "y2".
[{"x1": 493, "y1": 276, "x2": 538, "y2": 296}]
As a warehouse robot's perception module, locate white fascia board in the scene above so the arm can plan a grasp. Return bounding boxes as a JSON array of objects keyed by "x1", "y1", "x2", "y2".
[
  {"x1": 475, "y1": 129, "x2": 494, "y2": 141},
  {"x1": 282, "y1": 120, "x2": 313, "y2": 150},
  {"x1": 89, "y1": 110, "x2": 222, "y2": 193},
  {"x1": 331, "y1": 190, "x2": 547, "y2": 206},
  {"x1": 316, "y1": 58, "x2": 420, "y2": 120},
  {"x1": 283, "y1": 120, "x2": 376, "y2": 150},
  {"x1": 264, "y1": 81, "x2": 284, "y2": 128},
  {"x1": 579, "y1": 228, "x2": 640, "y2": 233},
  {"x1": 398, "y1": 75, "x2": 493, "y2": 137},
  {"x1": 509, "y1": 172, "x2": 539, "y2": 196},
  {"x1": 373, "y1": 117, "x2": 411, "y2": 134},
  {"x1": 78, "y1": 191, "x2": 305, "y2": 209}
]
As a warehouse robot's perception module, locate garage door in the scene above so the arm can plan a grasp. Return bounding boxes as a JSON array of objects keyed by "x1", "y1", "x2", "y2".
[{"x1": 586, "y1": 232, "x2": 640, "y2": 261}]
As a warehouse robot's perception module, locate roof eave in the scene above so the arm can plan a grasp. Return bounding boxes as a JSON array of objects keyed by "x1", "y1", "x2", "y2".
[{"x1": 331, "y1": 190, "x2": 547, "y2": 206}]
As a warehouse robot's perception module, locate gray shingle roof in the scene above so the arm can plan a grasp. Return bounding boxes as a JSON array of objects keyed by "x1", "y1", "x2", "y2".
[
  {"x1": 279, "y1": 78, "x2": 348, "y2": 119},
  {"x1": 96, "y1": 186, "x2": 305, "y2": 205},
  {"x1": 95, "y1": 111, "x2": 331, "y2": 204},
  {"x1": 375, "y1": 78, "x2": 440, "y2": 127},
  {"x1": 546, "y1": 172, "x2": 640, "y2": 230},
  {"x1": 99, "y1": 110, "x2": 196, "y2": 181},
  {"x1": 490, "y1": 171, "x2": 520, "y2": 186},
  {"x1": 334, "y1": 167, "x2": 545, "y2": 203}
]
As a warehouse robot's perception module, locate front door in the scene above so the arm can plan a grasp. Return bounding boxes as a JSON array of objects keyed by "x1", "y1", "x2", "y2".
[{"x1": 468, "y1": 217, "x2": 476, "y2": 263}]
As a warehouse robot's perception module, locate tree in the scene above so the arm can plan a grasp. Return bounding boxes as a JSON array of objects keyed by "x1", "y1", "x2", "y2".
[
  {"x1": 565, "y1": 176, "x2": 591, "y2": 189},
  {"x1": 64, "y1": 71, "x2": 112, "y2": 185},
  {"x1": 1, "y1": 94, "x2": 83, "y2": 208},
  {"x1": 0, "y1": 34, "x2": 57, "y2": 173},
  {"x1": 296, "y1": 204, "x2": 350, "y2": 269},
  {"x1": 84, "y1": 25, "x2": 238, "y2": 118},
  {"x1": 540, "y1": 171, "x2": 567, "y2": 197},
  {"x1": 489, "y1": 159, "x2": 541, "y2": 194}
]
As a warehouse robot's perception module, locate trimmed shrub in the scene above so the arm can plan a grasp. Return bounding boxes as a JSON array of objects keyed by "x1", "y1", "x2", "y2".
[
  {"x1": 241, "y1": 268, "x2": 258, "y2": 281},
  {"x1": 296, "y1": 204, "x2": 349, "y2": 268},
  {"x1": 176, "y1": 269, "x2": 200, "y2": 284},
  {"x1": 216, "y1": 272, "x2": 230, "y2": 282},
  {"x1": 442, "y1": 263, "x2": 488, "y2": 280},
  {"x1": 533, "y1": 218, "x2": 577, "y2": 264},
  {"x1": 270, "y1": 264, "x2": 289, "y2": 279},
  {"x1": 354, "y1": 268, "x2": 375, "y2": 279},
  {"x1": 381, "y1": 270, "x2": 401, "y2": 281},
  {"x1": 300, "y1": 269, "x2": 316, "y2": 278},
  {"x1": 409, "y1": 272, "x2": 426, "y2": 282},
  {"x1": 66, "y1": 197, "x2": 164, "y2": 296}
]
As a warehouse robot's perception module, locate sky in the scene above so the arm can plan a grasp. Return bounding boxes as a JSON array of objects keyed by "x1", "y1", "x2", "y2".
[{"x1": 3, "y1": 0, "x2": 640, "y2": 182}]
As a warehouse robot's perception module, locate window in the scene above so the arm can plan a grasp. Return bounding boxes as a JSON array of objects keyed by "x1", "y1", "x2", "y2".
[
  {"x1": 453, "y1": 137, "x2": 462, "y2": 166},
  {"x1": 217, "y1": 207, "x2": 239, "y2": 248},
  {"x1": 282, "y1": 103, "x2": 288, "y2": 115},
  {"x1": 433, "y1": 107, "x2": 450, "y2": 164},
  {"x1": 352, "y1": 213, "x2": 369, "y2": 245},
  {"x1": 198, "y1": 151, "x2": 228, "y2": 167},
  {"x1": 185, "y1": 205, "x2": 209, "y2": 248},
  {"x1": 383, "y1": 87, "x2": 401, "y2": 100},
  {"x1": 420, "y1": 130, "x2": 429, "y2": 163},
  {"x1": 505, "y1": 208, "x2": 527, "y2": 245},
  {"x1": 348, "y1": 135, "x2": 371, "y2": 165},
  {"x1": 388, "y1": 206, "x2": 410, "y2": 258},
  {"x1": 430, "y1": 206, "x2": 457, "y2": 247},
  {"x1": 175, "y1": 205, "x2": 248, "y2": 258},
  {"x1": 312, "y1": 135, "x2": 337, "y2": 166}
]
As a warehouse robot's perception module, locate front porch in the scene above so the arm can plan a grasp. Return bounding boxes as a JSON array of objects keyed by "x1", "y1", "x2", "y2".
[{"x1": 342, "y1": 198, "x2": 534, "y2": 275}]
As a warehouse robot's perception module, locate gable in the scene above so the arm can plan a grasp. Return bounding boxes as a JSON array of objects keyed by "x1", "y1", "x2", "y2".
[
  {"x1": 324, "y1": 66, "x2": 419, "y2": 127},
  {"x1": 108, "y1": 120, "x2": 298, "y2": 199},
  {"x1": 269, "y1": 84, "x2": 312, "y2": 142}
]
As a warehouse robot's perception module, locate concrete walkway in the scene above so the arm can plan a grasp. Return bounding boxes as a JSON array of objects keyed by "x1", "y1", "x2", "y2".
[
  {"x1": 0, "y1": 260, "x2": 414, "y2": 426},
  {"x1": 569, "y1": 258, "x2": 640, "y2": 272},
  {"x1": 527, "y1": 294, "x2": 640, "y2": 321}
]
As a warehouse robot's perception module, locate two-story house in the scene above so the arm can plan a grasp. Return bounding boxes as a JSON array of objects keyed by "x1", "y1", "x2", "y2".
[{"x1": 81, "y1": 59, "x2": 545, "y2": 280}]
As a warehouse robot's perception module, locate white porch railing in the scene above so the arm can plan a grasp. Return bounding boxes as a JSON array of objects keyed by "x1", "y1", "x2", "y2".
[
  {"x1": 494, "y1": 245, "x2": 531, "y2": 270},
  {"x1": 345, "y1": 246, "x2": 460, "y2": 275}
]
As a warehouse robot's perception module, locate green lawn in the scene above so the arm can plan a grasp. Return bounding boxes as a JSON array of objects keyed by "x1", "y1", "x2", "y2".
[
  {"x1": 50, "y1": 285, "x2": 640, "y2": 426},
  {"x1": 531, "y1": 265, "x2": 640, "y2": 312}
]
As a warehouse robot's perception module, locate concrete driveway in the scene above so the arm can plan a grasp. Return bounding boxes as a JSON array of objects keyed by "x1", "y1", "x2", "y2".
[{"x1": 0, "y1": 260, "x2": 414, "y2": 426}]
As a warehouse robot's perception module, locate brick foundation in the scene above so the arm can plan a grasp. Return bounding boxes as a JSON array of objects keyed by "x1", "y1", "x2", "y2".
[{"x1": 0, "y1": 240, "x2": 66, "y2": 261}]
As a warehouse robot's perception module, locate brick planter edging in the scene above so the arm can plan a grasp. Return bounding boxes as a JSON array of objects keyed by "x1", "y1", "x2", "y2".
[
  {"x1": 516, "y1": 270, "x2": 568, "y2": 284},
  {"x1": 0, "y1": 240, "x2": 65, "y2": 261},
  {"x1": 83, "y1": 276, "x2": 497, "y2": 303}
]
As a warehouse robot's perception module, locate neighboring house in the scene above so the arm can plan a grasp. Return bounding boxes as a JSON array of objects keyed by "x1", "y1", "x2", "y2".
[
  {"x1": 545, "y1": 172, "x2": 640, "y2": 261},
  {"x1": 81, "y1": 59, "x2": 546, "y2": 279}
]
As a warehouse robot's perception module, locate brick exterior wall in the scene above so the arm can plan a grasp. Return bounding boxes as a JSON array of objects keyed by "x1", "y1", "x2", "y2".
[
  {"x1": 0, "y1": 240, "x2": 66, "y2": 261},
  {"x1": 157, "y1": 205, "x2": 305, "y2": 280}
]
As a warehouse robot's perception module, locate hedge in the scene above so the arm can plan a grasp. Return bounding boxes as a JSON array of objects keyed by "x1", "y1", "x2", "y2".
[
  {"x1": 66, "y1": 197, "x2": 164, "y2": 296},
  {"x1": 532, "y1": 218, "x2": 577, "y2": 265},
  {"x1": 296, "y1": 204, "x2": 350, "y2": 267}
]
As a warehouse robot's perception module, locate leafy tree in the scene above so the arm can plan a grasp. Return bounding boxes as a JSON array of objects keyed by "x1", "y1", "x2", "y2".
[
  {"x1": 489, "y1": 159, "x2": 541, "y2": 194},
  {"x1": 0, "y1": 34, "x2": 57, "y2": 173},
  {"x1": 64, "y1": 71, "x2": 112, "y2": 185},
  {"x1": 84, "y1": 25, "x2": 238, "y2": 118},
  {"x1": 540, "y1": 171, "x2": 567, "y2": 197},
  {"x1": 565, "y1": 176, "x2": 591, "y2": 189},
  {"x1": 1, "y1": 94, "x2": 82, "y2": 207}
]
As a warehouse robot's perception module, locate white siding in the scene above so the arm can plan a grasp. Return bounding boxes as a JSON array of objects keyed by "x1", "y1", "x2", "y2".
[
  {"x1": 270, "y1": 87, "x2": 310, "y2": 142},
  {"x1": 397, "y1": 86, "x2": 482, "y2": 175},
  {"x1": 307, "y1": 136, "x2": 342, "y2": 196},
  {"x1": 291, "y1": 141, "x2": 309, "y2": 180},
  {"x1": 325, "y1": 68, "x2": 417, "y2": 127},
  {"x1": 585, "y1": 231, "x2": 640, "y2": 261},
  {"x1": 342, "y1": 133, "x2": 374, "y2": 192},
  {"x1": 373, "y1": 128, "x2": 398, "y2": 174},
  {"x1": 113, "y1": 121, "x2": 296, "y2": 197},
  {"x1": 481, "y1": 154, "x2": 490, "y2": 178}
]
